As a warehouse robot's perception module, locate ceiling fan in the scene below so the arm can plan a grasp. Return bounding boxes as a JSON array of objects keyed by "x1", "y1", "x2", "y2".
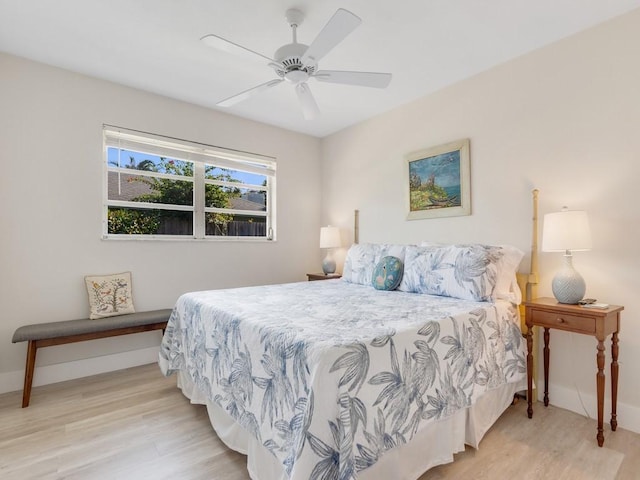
[{"x1": 201, "y1": 8, "x2": 392, "y2": 120}]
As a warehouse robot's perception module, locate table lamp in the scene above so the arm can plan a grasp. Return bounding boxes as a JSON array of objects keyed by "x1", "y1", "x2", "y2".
[
  {"x1": 319, "y1": 226, "x2": 340, "y2": 274},
  {"x1": 541, "y1": 208, "x2": 592, "y2": 304}
]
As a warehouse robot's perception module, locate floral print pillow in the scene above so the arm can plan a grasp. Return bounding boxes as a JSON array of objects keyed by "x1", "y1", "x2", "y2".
[
  {"x1": 85, "y1": 272, "x2": 135, "y2": 319},
  {"x1": 399, "y1": 245, "x2": 501, "y2": 301},
  {"x1": 342, "y1": 243, "x2": 382, "y2": 285},
  {"x1": 420, "y1": 241, "x2": 523, "y2": 301},
  {"x1": 343, "y1": 244, "x2": 409, "y2": 285}
]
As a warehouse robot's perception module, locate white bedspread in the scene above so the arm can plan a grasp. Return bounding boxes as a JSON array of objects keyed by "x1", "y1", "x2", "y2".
[{"x1": 159, "y1": 280, "x2": 526, "y2": 480}]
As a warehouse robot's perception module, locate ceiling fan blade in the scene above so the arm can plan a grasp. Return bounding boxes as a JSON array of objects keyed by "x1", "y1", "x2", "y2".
[
  {"x1": 313, "y1": 70, "x2": 392, "y2": 88},
  {"x1": 217, "y1": 79, "x2": 283, "y2": 107},
  {"x1": 295, "y1": 83, "x2": 320, "y2": 120},
  {"x1": 201, "y1": 34, "x2": 284, "y2": 69},
  {"x1": 301, "y1": 8, "x2": 361, "y2": 65}
]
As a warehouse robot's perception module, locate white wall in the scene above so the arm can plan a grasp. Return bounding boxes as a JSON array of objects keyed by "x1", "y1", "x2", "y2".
[
  {"x1": 0, "y1": 53, "x2": 321, "y2": 392},
  {"x1": 321, "y1": 10, "x2": 640, "y2": 432}
]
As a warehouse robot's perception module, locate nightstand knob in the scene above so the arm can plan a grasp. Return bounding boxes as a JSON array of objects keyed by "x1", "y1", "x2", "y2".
[{"x1": 557, "y1": 317, "x2": 565, "y2": 324}]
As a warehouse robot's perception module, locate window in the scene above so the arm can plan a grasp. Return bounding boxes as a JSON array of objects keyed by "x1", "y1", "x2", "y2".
[{"x1": 103, "y1": 126, "x2": 276, "y2": 240}]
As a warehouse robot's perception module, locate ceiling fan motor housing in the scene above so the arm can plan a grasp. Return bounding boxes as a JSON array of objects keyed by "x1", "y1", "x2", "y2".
[{"x1": 273, "y1": 43, "x2": 317, "y2": 83}]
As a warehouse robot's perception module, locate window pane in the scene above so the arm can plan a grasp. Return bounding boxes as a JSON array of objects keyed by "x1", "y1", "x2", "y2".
[
  {"x1": 104, "y1": 127, "x2": 274, "y2": 240},
  {"x1": 205, "y1": 165, "x2": 266, "y2": 187},
  {"x1": 205, "y1": 213, "x2": 266, "y2": 237},
  {"x1": 205, "y1": 185, "x2": 266, "y2": 210},
  {"x1": 107, "y1": 148, "x2": 192, "y2": 176},
  {"x1": 108, "y1": 207, "x2": 193, "y2": 235},
  {"x1": 108, "y1": 171, "x2": 193, "y2": 206}
]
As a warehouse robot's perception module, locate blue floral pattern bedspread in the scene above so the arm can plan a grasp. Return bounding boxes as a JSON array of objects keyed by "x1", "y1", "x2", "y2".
[{"x1": 159, "y1": 280, "x2": 526, "y2": 480}]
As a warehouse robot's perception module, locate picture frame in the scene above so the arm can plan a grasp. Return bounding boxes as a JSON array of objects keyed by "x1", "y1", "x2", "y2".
[{"x1": 405, "y1": 138, "x2": 470, "y2": 220}]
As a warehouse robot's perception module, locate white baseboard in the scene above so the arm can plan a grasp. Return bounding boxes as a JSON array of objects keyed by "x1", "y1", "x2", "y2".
[
  {"x1": 542, "y1": 381, "x2": 640, "y2": 435},
  {"x1": 0, "y1": 346, "x2": 160, "y2": 395}
]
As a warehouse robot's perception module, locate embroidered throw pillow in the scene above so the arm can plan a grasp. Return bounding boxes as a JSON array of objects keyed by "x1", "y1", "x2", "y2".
[
  {"x1": 372, "y1": 256, "x2": 404, "y2": 291},
  {"x1": 85, "y1": 272, "x2": 135, "y2": 319}
]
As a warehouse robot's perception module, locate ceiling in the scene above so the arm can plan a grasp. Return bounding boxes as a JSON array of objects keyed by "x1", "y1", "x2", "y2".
[{"x1": 1, "y1": 1, "x2": 639, "y2": 138}]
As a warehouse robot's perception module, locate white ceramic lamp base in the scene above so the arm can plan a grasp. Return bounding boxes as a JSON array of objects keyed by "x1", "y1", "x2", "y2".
[
  {"x1": 552, "y1": 254, "x2": 586, "y2": 304},
  {"x1": 322, "y1": 251, "x2": 336, "y2": 275}
]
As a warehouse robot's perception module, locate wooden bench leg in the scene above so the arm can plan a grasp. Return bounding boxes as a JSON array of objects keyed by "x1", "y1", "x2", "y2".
[{"x1": 22, "y1": 340, "x2": 37, "y2": 408}]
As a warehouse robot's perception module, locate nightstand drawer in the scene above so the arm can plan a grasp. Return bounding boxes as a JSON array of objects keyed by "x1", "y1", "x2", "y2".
[
  {"x1": 530, "y1": 309, "x2": 595, "y2": 334},
  {"x1": 307, "y1": 273, "x2": 341, "y2": 281}
]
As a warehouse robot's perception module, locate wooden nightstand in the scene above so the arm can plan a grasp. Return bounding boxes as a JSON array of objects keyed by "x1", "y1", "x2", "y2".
[
  {"x1": 524, "y1": 297, "x2": 624, "y2": 447},
  {"x1": 306, "y1": 273, "x2": 341, "y2": 281}
]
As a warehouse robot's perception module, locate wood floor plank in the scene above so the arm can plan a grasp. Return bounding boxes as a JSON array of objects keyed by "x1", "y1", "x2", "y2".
[{"x1": 1, "y1": 364, "x2": 638, "y2": 479}]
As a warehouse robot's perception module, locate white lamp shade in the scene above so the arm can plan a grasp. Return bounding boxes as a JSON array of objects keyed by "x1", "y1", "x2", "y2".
[
  {"x1": 319, "y1": 226, "x2": 341, "y2": 249},
  {"x1": 542, "y1": 210, "x2": 592, "y2": 252}
]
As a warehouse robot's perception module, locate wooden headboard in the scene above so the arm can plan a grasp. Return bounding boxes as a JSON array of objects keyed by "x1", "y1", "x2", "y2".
[
  {"x1": 517, "y1": 189, "x2": 539, "y2": 324},
  {"x1": 354, "y1": 209, "x2": 360, "y2": 244},
  {"x1": 517, "y1": 189, "x2": 540, "y2": 399}
]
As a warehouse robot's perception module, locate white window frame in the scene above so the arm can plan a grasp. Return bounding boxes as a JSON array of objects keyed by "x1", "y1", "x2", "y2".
[{"x1": 103, "y1": 125, "x2": 276, "y2": 241}]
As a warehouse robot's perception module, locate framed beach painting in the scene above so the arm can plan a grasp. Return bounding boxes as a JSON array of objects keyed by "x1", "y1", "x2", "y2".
[{"x1": 405, "y1": 138, "x2": 470, "y2": 220}]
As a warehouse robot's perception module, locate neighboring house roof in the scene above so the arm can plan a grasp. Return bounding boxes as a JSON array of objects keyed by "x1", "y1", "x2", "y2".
[
  {"x1": 229, "y1": 197, "x2": 266, "y2": 212},
  {"x1": 109, "y1": 171, "x2": 265, "y2": 211},
  {"x1": 108, "y1": 171, "x2": 154, "y2": 201}
]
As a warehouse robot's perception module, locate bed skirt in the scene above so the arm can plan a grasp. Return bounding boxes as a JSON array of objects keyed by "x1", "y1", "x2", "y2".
[{"x1": 174, "y1": 370, "x2": 526, "y2": 480}]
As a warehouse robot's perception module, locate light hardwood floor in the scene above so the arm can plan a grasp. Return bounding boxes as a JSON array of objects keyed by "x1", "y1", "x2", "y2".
[{"x1": 1, "y1": 364, "x2": 638, "y2": 480}]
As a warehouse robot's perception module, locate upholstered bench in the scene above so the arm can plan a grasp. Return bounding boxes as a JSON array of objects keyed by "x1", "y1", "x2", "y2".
[{"x1": 11, "y1": 309, "x2": 172, "y2": 407}]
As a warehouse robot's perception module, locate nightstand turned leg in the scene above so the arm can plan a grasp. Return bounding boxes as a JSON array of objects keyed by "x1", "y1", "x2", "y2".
[
  {"x1": 543, "y1": 327, "x2": 550, "y2": 407},
  {"x1": 526, "y1": 324, "x2": 533, "y2": 419},
  {"x1": 596, "y1": 339, "x2": 606, "y2": 447},
  {"x1": 611, "y1": 332, "x2": 619, "y2": 431}
]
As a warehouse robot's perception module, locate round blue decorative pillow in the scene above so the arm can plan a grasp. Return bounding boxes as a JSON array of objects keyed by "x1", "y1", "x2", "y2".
[{"x1": 372, "y1": 256, "x2": 404, "y2": 291}]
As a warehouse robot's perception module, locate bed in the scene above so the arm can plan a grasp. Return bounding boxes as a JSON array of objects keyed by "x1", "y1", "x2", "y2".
[{"x1": 159, "y1": 194, "x2": 539, "y2": 480}]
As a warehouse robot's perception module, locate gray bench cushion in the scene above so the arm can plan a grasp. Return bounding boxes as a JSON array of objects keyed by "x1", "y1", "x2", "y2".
[{"x1": 12, "y1": 309, "x2": 172, "y2": 343}]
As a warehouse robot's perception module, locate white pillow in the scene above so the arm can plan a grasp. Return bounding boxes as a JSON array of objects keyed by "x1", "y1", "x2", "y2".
[
  {"x1": 497, "y1": 277, "x2": 523, "y2": 305},
  {"x1": 85, "y1": 271, "x2": 135, "y2": 319},
  {"x1": 493, "y1": 245, "x2": 525, "y2": 301}
]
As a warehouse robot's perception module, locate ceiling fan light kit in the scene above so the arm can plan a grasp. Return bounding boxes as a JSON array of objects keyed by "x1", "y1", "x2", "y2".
[{"x1": 202, "y1": 8, "x2": 392, "y2": 120}]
